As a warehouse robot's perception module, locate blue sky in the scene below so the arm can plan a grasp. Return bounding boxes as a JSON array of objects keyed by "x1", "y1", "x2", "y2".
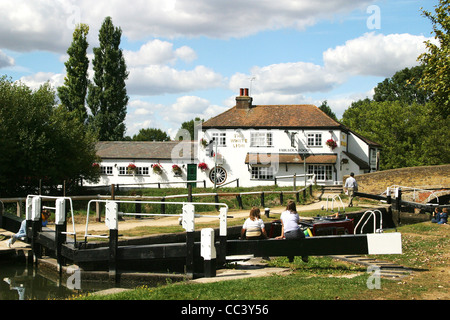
[{"x1": 0, "y1": 0, "x2": 437, "y2": 138}]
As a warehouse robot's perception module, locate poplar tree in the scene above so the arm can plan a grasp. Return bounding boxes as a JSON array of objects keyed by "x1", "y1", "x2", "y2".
[
  {"x1": 88, "y1": 16, "x2": 129, "y2": 141},
  {"x1": 58, "y1": 24, "x2": 90, "y2": 123}
]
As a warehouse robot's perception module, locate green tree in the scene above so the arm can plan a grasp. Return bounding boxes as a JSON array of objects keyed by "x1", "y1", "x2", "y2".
[
  {"x1": 132, "y1": 128, "x2": 171, "y2": 141},
  {"x1": 58, "y1": 24, "x2": 90, "y2": 123},
  {"x1": 373, "y1": 65, "x2": 431, "y2": 104},
  {"x1": 88, "y1": 16, "x2": 129, "y2": 141},
  {"x1": 318, "y1": 100, "x2": 338, "y2": 121},
  {"x1": 0, "y1": 77, "x2": 100, "y2": 196},
  {"x1": 341, "y1": 99, "x2": 449, "y2": 170},
  {"x1": 176, "y1": 117, "x2": 204, "y2": 141},
  {"x1": 419, "y1": 0, "x2": 450, "y2": 119}
]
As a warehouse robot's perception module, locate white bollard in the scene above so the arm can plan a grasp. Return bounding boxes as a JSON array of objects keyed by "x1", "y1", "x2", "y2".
[{"x1": 201, "y1": 228, "x2": 217, "y2": 277}]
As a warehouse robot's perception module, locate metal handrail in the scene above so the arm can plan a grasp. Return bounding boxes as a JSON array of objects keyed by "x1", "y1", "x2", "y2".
[
  {"x1": 26, "y1": 195, "x2": 77, "y2": 237},
  {"x1": 325, "y1": 194, "x2": 345, "y2": 213},
  {"x1": 354, "y1": 210, "x2": 383, "y2": 234}
]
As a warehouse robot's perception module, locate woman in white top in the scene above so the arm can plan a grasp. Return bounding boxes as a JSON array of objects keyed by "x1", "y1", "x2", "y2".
[
  {"x1": 276, "y1": 201, "x2": 308, "y2": 263},
  {"x1": 276, "y1": 201, "x2": 304, "y2": 240},
  {"x1": 241, "y1": 207, "x2": 267, "y2": 240}
]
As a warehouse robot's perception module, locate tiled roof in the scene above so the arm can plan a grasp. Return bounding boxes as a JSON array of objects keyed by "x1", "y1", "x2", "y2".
[
  {"x1": 96, "y1": 141, "x2": 197, "y2": 160},
  {"x1": 202, "y1": 105, "x2": 342, "y2": 129}
]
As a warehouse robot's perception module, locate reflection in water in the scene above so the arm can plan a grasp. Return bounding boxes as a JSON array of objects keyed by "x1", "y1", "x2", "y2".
[{"x1": 0, "y1": 262, "x2": 76, "y2": 300}]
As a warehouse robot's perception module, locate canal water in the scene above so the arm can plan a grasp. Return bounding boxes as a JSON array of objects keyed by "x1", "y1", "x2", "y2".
[
  {"x1": 0, "y1": 261, "x2": 79, "y2": 300},
  {"x1": 0, "y1": 260, "x2": 129, "y2": 300}
]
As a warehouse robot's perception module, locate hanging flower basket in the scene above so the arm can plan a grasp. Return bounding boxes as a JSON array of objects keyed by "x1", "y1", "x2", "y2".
[
  {"x1": 198, "y1": 162, "x2": 209, "y2": 171},
  {"x1": 92, "y1": 163, "x2": 100, "y2": 170},
  {"x1": 172, "y1": 164, "x2": 182, "y2": 176},
  {"x1": 127, "y1": 163, "x2": 137, "y2": 174},
  {"x1": 326, "y1": 139, "x2": 338, "y2": 149},
  {"x1": 152, "y1": 163, "x2": 163, "y2": 174}
]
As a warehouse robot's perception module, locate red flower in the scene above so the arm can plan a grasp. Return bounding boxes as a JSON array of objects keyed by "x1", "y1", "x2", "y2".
[
  {"x1": 198, "y1": 162, "x2": 208, "y2": 171},
  {"x1": 326, "y1": 139, "x2": 337, "y2": 149}
]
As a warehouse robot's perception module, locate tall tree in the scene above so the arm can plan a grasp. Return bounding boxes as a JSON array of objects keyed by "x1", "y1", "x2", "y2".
[
  {"x1": 418, "y1": 0, "x2": 450, "y2": 119},
  {"x1": 58, "y1": 24, "x2": 90, "y2": 123},
  {"x1": 88, "y1": 16, "x2": 129, "y2": 141}
]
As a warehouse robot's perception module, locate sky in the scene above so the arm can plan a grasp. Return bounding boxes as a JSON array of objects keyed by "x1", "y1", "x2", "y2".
[{"x1": 0, "y1": 0, "x2": 438, "y2": 139}]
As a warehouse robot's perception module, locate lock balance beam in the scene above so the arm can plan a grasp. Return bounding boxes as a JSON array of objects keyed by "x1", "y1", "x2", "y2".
[{"x1": 226, "y1": 233, "x2": 402, "y2": 258}]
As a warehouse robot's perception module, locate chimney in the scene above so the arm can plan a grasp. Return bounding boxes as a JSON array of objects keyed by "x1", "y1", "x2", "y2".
[{"x1": 236, "y1": 88, "x2": 253, "y2": 110}]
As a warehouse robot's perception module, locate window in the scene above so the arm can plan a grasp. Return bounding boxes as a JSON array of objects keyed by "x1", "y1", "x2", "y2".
[
  {"x1": 101, "y1": 166, "x2": 113, "y2": 175},
  {"x1": 308, "y1": 165, "x2": 333, "y2": 181},
  {"x1": 212, "y1": 133, "x2": 226, "y2": 147},
  {"x1": 137, "y1": 167, "x2": 150, "y2": 175},
  {"x1": 251, "y1": 166, "x2": 274, "y2": 180},
  {"x1": 118, "y1": 166, "x2": 150, "y2": 175},
  {"x1": 250, "y1": 132, "x2": 273, "y2": 147},
  {"x1": 307, "y1": 133, "x2": 322, "y2": 147}
]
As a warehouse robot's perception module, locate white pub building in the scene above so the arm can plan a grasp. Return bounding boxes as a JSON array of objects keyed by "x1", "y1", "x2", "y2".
[
  {"x1": 86, "y1": 89, "x2": 381, "y2": 189},
  {"x1": 197, "y1": 88, "x2": 381, "y2": 188}
]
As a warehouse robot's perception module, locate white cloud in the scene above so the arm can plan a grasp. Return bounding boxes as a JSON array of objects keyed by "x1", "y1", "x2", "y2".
[
  {"x1": 230, "y1": 61, "x2": 343, "y2": 95},
  {"x1": 175, "y1": 46, "x2": 198, "y2": 63},
  {"x1": 124, "y1": 40, "x2": 197, "y2": 67},
  {"x1": 126, "y1": 96, "x2": 227, "y2": 138},
  {"x1": 0, "y1": 50, "x2": 14, "y2": 68},
  {"x1": 0, "y1": 0, "x2": 373, "y2": 52},
  {"x1": 19, "y1": 72, "x2": 65, "y2": 90},
  {"x1": 0, "y1": 0, "x2": 77, "y2": 52},
  {"x1": 161, "y1": 96, "x2": 227, "y2": 125},
  {"x1": 324, "y1": 32, "x2": 432, "y2": 78},
  {"x1": 228, "y1": 32, "x2": 433, "y2": 107},
  {"x1": 127, "y1": 65, "x2": 225, "y2": 96}
]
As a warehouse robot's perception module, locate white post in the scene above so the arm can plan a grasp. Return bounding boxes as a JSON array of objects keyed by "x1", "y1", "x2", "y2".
[
  {"x1": 201, "y1": 228, "x2": 217, "y2": 277},
  {"x1": 105, "y1": 201, "x2": 119, "y2": 281},
  {"x1": 183, "y1": 203, "x2": 196, "y2": 276},
  {"x1": 105, "y1": 201, "x2": 119, "y2": 230},
  {"x1": 218, "y1": 207, "x2": 228, "y2": 265},
  {"x1": 31, "y1": 196, "x2": 41, "y2": 222},
  {"x1": 55, "y1": 198, "x2": 66, "y2": 225}
]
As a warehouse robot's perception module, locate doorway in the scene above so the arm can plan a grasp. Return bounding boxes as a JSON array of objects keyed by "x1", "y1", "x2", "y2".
[{"x1": 187, "y1": 164, "x2": 197, "y2": 187}]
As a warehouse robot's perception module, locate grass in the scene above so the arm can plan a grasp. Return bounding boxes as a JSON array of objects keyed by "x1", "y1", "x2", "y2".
[{"x1": 74, "y1": 221, "x2": 449, "y2": 301}]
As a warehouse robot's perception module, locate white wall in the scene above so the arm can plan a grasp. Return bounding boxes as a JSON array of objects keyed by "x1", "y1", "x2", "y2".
[
  {"x1": 197, "y1": 128, "x2": 349, "y2": 187},
  {"x1": 84, "y1": 159, "x2": 196, "y2": 188}
]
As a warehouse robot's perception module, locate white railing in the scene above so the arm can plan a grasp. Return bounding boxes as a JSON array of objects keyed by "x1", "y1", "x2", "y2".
[
  {"x1": 354, "y1": 210, "x2": 383, "y2": 234},
  {"x1": 382, "y1": 185, "x2": 440, "y2": 203},
  {"x1": 84, "y1": 199, "x2": 230, "y2": 241},
  {"x1": 26, "y1": 195, "x2": 76, "y2": 238},
  {"x1": 325, "y1": 194, "x2": 345, "y2": 213}
]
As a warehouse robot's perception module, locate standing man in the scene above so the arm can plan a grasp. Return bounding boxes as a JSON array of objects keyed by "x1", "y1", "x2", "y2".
[{"x1": 344, "y1": 173, "x2": 358, "y2": 207}]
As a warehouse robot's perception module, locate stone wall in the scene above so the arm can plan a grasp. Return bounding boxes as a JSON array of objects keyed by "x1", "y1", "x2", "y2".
[{"x1": 345, "y1": 164, "x2": 450, "y2": 195}]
